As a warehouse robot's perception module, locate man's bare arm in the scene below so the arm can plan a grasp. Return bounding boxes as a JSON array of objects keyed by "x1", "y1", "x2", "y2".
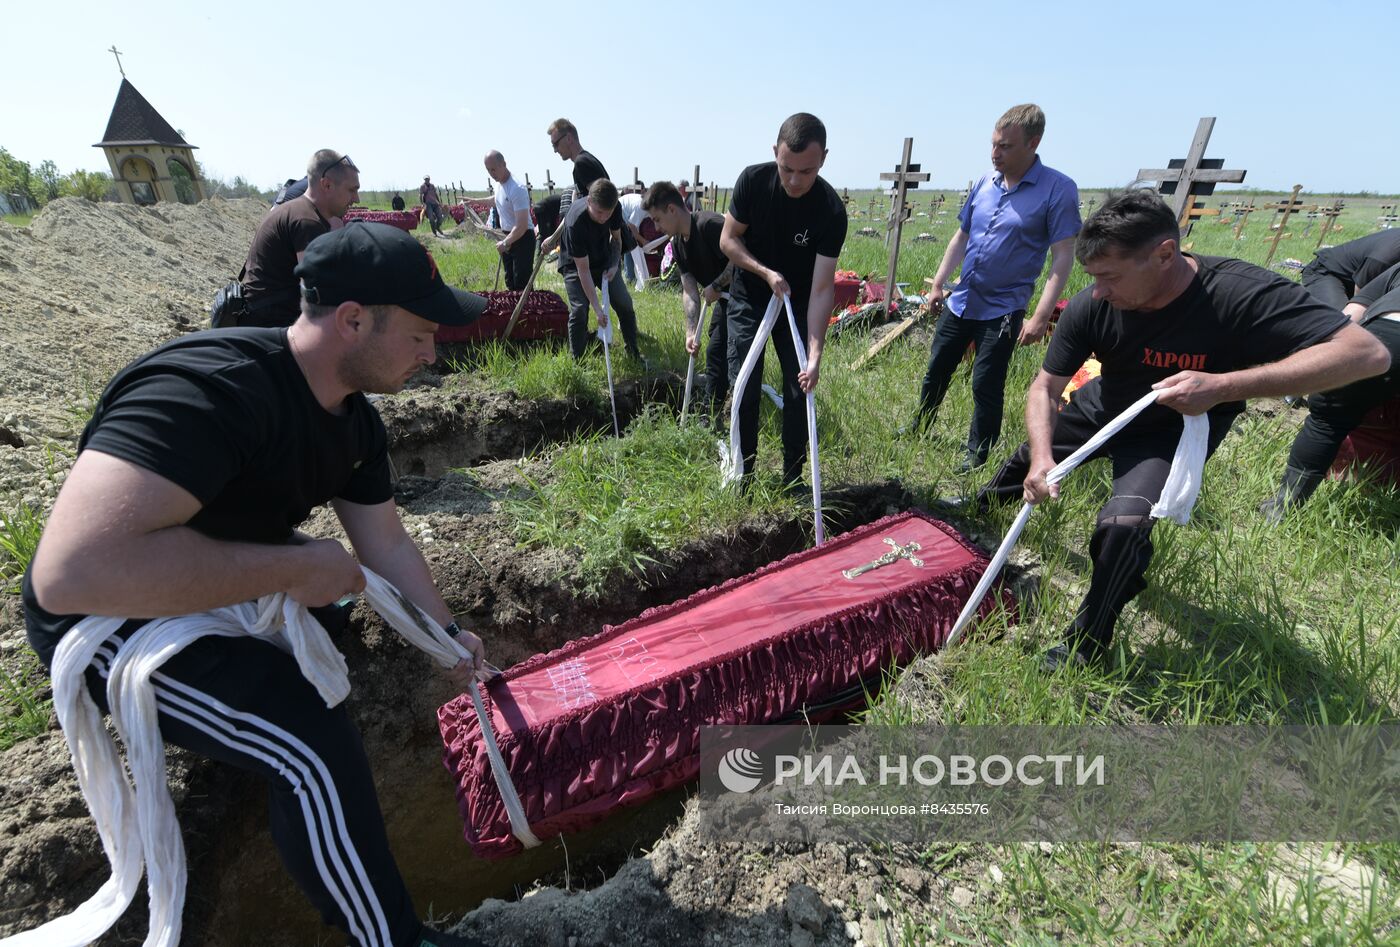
[
  {"x1": 30, "y1": 451, "x2": 362, "y2": 617},
  {"x1": 927, "y1": 228, "x2": 970, "y2": 309},
  {"x1": 797, "y1": 254, "x2": 839, "y2": 393},
  {"x1": 1020, "y1": 236, "x2": 1075, "y2": 344},
  {"x1": 1153, "y1": 322, "x2": 1391, "y2": 415},
  {"x1": 1022, "y1": 370, "x2": 1072, "y2": 503},
  {"x1": 680, "y1": 272, "x2": 702, "y2": 354},
  {"x1": 720, "y1": 213, "x2": 789, "y2": 299}
]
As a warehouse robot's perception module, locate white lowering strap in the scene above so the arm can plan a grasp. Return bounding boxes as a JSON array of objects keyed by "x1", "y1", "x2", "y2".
[
  {"x1": 599, "y1": 280, "x2": 620, "y2": 437},
  {"x1": 721, "y1": 293, "x2": 827, "y2": 544},
  {"x1": 944, "y1": 389, "x2": 1209, "y2": 648},
  {"x1": 7, "y1": 570, "x2": 538, "y2": 947}
]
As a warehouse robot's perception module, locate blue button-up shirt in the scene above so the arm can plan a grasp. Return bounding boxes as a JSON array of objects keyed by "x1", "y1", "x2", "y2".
[{"x1": 949, "y1": 156, "x2": 1081, "y2": 320}]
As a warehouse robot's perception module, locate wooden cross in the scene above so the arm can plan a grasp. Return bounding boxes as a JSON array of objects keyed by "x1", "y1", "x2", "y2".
[
  {"x1": 544, "y1": 171, "x2": 556, "y2": 194},
  {"x1": 841, "y1": 538, "x2": 925, "y2": 580},
  {"x1": 622, "y1": 167, "x2": 645, "y2": 195},
  {"x1": 1313, "y1": 199, "x2": 1344, "y2": 248},
  {"x1": 1261, "y1": 185, "x2": 1308, "y2": 265},
  {"x1": 108, "y1": 45, "x2": 125, "y2": 78},
  {"x1": 877, "y1": 138, "x2": 931, "y2": 320},
  {"x1": 709, "y1": 181, "x2": 718, "y2": 212},
  {"x1": 688, "y1": 165, "x2": 710, "y2": 212},
  {"x1": 524, "y1": 173, "x2": 533, "y2": 199},
  {"x1": 1137, "y1": 117, "x2": 1247, "y2": 229},
  {"x1": 1232, "y1": 198, "x2": 1257, "y2": 239}
]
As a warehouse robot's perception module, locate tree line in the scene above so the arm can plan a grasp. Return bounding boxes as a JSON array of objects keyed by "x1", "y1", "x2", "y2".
[{"x1": 1, "y1": 146, "x2": 273, "y2": 213}]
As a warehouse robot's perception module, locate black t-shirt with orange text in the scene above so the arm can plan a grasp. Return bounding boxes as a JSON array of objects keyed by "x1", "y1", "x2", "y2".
[{"x1": 1044, "y1": 255, "x2": 1348, "y2": 432}]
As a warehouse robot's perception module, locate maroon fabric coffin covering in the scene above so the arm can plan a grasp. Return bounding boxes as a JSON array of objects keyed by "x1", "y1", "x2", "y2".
[
  {"x1": 438, "y1": 510, "x2": 1012, "y2": 859},
  {"x1": 434, "y1": 290, "x2": 568, "y2": 343},
  {"x1": 1331, "y1": 396, "x2": 1400, "y2": 487}
]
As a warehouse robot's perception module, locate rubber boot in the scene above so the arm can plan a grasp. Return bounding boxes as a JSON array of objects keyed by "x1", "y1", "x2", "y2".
[{"x1": 1259, "y1": 465, "x2": 1324, "y2": 525}]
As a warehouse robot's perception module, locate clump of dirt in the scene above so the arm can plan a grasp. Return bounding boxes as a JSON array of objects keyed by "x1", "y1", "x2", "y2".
[
  {"x1": 0, "y1": 197, "x2": 269, "y2": 504},
  {"x1": 448, "y1": 800, "x2": 986, "y2": 947}
]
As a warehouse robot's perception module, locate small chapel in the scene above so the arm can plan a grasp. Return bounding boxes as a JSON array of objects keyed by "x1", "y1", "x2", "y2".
[{"x1": 94, "y1": 77, "x2": 204, "y2": 206}]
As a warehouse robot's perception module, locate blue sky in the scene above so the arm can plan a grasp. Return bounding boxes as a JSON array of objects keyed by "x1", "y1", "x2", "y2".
[{"x1": 3, "y1": 0, "x2": 1393, "y2": 196}]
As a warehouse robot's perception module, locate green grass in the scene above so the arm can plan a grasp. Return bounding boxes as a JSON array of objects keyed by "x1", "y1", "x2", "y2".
[
  {"x1": 2, "y1": 212, "x2": 35, "y2": 228},
  {"x1": 505, "y1": 407, "x2": 798, "y2": 598},
  {"x1": 3, "y1": 188, "x2": 1396, "y2": 941},
  {"x1": 0, "y1": 498, "x2": 44, "y2": 595},
  {"x1": 416, "y1": 199, "x2": 1400, "y2": 941}
]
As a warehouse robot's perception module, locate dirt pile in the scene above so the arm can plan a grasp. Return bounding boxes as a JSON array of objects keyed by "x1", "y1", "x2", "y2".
[{"x1": 0, "y1": 197, "x2": 267, "y2": 503}]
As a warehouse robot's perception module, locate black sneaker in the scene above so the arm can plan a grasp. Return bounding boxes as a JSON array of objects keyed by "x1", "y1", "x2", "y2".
[
  {"x1": 896, "y1": 417, "x2": 931, "y2": 439},
  {"x1": 956, "y1": 452, "x2": 987, "y2": 475},
  {"x1": 1040, "y1": 636, "x2": 1106, "y2": 673}
]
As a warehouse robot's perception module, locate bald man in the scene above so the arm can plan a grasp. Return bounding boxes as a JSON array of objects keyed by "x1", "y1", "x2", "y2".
[{"x1": 485, "y1": 151, "x2": 535, "y2": 290}]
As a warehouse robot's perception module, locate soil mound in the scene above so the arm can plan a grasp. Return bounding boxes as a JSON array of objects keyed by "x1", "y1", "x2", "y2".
[{"x1": 0, "y1": 197, "x2": 266, "y2": 501}]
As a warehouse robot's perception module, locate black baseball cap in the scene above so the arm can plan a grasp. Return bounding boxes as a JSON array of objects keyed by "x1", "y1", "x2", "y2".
[{"x1": 295, "y1": 223, "x2": 486, "y2": 326}]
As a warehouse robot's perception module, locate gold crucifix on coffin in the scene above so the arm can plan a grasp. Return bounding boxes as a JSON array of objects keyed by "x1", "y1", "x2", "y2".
[{"x1": 842, "y1": 538, "x2": 925, "y2": 580}]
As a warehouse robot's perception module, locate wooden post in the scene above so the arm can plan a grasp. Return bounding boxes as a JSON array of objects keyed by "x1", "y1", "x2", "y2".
[
  {"x1": 1263, "y1": 185, "x2": 1306, "y2": 266},
  {"x1": 876, "y1": 138, "x2": 932, "y2": 321},
  {"x1": 622, "y1": 167, "x2": 644, "y2": 195},
  {"x1": 544, "y1": 171, "x2": 556, "y2": 194},
  {"x1": 524, "y1": 173, "x2": 533, "y2": 201},
  {"x1": 1137, "y1": 117, "x2": 1247, "y2": 228}
]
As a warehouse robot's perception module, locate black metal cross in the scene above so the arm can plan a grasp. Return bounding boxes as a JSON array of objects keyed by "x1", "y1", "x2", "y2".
[{"x1": 109, "y1": 45, "x2": 125, "y2": 78}]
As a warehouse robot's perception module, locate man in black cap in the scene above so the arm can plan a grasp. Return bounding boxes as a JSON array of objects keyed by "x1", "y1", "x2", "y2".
[{"x1": 23, "y1": 223, "x2": 490, "y2": 947}]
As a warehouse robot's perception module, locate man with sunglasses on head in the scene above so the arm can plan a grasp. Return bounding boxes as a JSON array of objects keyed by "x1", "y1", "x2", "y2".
[
  {"x1": 541, "y1": 118, "x2": 609, "y2": 254},
  {"x1": 241, "y1": 149, "x2": 360, "y2": 328}
]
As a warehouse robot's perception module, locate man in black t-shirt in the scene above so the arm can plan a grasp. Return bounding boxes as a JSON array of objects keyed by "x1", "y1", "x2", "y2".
[
  {"x1": 559, "y1": 178, "x2": 642, "y2": 361},
  {"x1": 241, "y1": 149, "x2": 360, "y2": 328},
  {"x1": 1262, "y1": 275, "x2": 1400, "y2": 522},
  {"x1": 644, "y1": 180, "x2": 734, "y2": 411},
  {"x1": 24, "y1": 224, "x2": 491, "y2": 947},
  {"x1": 973, "y1": 190, "x2": 1388, "y2": 670},
  {"x1": 541, "y1": 118, "x2": 609, "y2": 255},
  {"x1": 720, "y1": 112, "x2": 848, "y2": 484},
  {"x1": 1301, "y1": 230, "x2": 1400, "y2": 311}
]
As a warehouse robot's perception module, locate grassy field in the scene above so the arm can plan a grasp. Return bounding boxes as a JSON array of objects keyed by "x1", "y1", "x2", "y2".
[
  {"x1": 2, "y1": 191, "x2": 1397, "y2": 940},
  {"x1": 406, "y1": 197, "x2": 1400, "y2": 941}
]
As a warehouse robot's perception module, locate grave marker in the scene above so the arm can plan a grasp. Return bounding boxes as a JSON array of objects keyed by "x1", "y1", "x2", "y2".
[
  {"x1": 1263, "y1": 185, "x2": 1307, "y2": 266},
  {"x1": 876, "y1": 138, "x2": 931, "y2": 320},
  {"x1": 1232, "y1": 198, "x2": 1257, "y2": 239},
  {"x1": 622, "y1": 167, "x2": 645, "y2": 195},
  {"x1": 1136, "y1": 117, "x2": 1246, "y2": 231},
  {"x1": 689, "y1": 165, "x2": 710, "y2": 212},
  {"x1": 1314, "y1": 199, "x2": 1344, "y2": 248}
]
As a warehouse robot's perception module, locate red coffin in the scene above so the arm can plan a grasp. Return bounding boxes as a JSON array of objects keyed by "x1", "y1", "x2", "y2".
[
  {"x1": 438, "y1": 510, "x2": 1012, "y2": 859},
  {"x1": 434, "y1": 290, "x2": 568, "y2": 343},
  {"x1": 833, "y1": 270, "x2": 861, "y2": 313},
  {"x1": 342, "y1": 209, "x2": 421, "y2": 232},
  {"x1": 1331, "y1": 396, "x2": 1400, "y2": 487}
]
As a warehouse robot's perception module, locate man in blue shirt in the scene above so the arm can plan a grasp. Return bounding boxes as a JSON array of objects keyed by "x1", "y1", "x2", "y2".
[{"x1": 909, "y1": 104, "x2": 1080, "y2": 470}]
